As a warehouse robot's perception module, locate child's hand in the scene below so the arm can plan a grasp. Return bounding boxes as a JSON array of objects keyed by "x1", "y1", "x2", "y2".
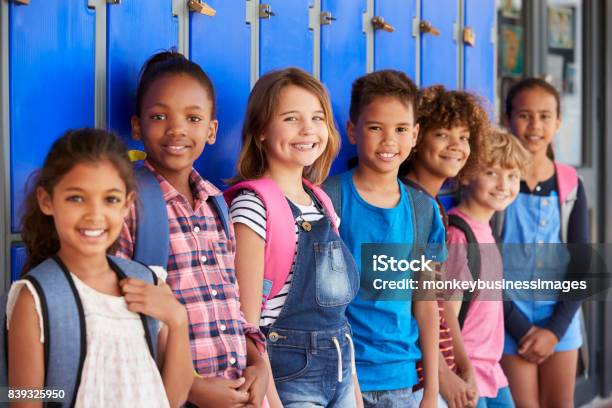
[
  {"x1": 440, "y1": 366, "x2": 471, "y2": 408},
  {"x1": 518, "y1": 327, "x2": 558, "y2": 364},
  {"x1": 238, "y1": 357, "x2": 269, "y2": 407},
  {"x1": 458, "y1": 369, "x2": 479, "y2": 407},
  {"x1": 120, "y1": 278, "x2": 187, "y2": 328},
  {"x1": 189, "y1": 376, "x2": 250, "y2": 407}
]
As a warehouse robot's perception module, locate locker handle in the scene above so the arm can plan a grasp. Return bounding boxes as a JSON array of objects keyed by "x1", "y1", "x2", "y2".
[
  {"x1": 12, "y1": 0, "x2": 30, "y2": 4},
  {"x1": 188, "y1": 0, "x2": 216, "y2": 16},
  {"x1": 259, "y1": 4, "x2": 275, "y2": 19},
  {"x1": 463, "y1": 26, "x2": 476, "y2": 47},
  {"x1": 419, "y1": 20, "x2": 440, "y2": 36},
  {"x1": 320, "y1": 11, "x2": 337, "y2": 26},
  {"x1": 371, "y1": 16, "x2": 394, "y2": 33}
]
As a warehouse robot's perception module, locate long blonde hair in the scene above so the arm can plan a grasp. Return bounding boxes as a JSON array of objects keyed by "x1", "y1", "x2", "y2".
[{"x1": 230, "y1": 68, "x2": 340, "y2": 185}]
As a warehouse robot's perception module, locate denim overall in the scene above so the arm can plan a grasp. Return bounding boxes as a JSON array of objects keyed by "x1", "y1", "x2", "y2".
[
  {"x1": 502, "y1": 191, "x2": 582, "y2": 354},
  {"x1": 263, "y1": 193, "x2": 360, "y2": 407}
]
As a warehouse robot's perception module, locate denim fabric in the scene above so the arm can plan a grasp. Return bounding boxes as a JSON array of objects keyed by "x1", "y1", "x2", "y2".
[
  {"x1": 265, "y1": 192, "x2": 360, "y2": 407},
  {"x1": 412, "y1": 388, "x2": 448, "y2": 408},
  {"x1": 476, "y1": 387, "x2": 515, "y2": 408},
  {"x1": 362, "y1": 387, "x2": 418, "y2": 408}
]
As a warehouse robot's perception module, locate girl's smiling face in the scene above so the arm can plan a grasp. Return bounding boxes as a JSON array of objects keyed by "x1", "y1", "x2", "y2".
[
  {"x1": 508, "y1": 87, "x2": 560, "y2": 157},
  {"x1": 260, "y1": 85, "x2": 329, "y2": 172},
  {"x1": 413, "y1": 125, "x2": 471, "y2": 180},
  {"x1": 37, "y1": 160, "x2": 134, "y2": 263}
]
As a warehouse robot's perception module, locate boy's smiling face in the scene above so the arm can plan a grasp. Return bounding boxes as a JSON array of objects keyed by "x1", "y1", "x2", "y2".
[
  {"x1": 131, "y1": 73, "x2": 218, "y2": 182},
  {"x1": 348, "y1": 96, "x2": 418, "y2": 176},
  {"x1": 414, "y1": 125, "x2": 471, "y2": 180},
  {"x1": 467, "y1": 164, "x2": 521, "y2": 213}
]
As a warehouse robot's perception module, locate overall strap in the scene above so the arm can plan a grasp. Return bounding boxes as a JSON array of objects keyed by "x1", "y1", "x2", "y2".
[
  {"x1": 209, "y1": 195, "x2": 231, "y2": 240},
  {"x1": 108, "y1": 256, "x2": 159, "y2": 359},
  {"x1": 133, "y1": 166, "x2": 170, "y2": 268},
  {"x1": 224, "y1": 179, "x2": 296, "y2": 303},
  {"x1": 303, "y1": 179, "x2": 339, "y2": 233},
  {"x1": 448, "y1": 215, "x2": 481, "y2": 329},
  {"x1": 25, "y1": 257, "x2": 87, "y2": 408}
]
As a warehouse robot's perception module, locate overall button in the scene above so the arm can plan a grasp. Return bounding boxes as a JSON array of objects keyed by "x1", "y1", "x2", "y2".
[
  {"x1": 268, "y1": 332, "x2": 279, "y2": 342},
  {"x1": 300, "y1": 221, "x2": 312, "y2": 232},
  {"x1": 194, "y1": 226, "x2": 201, "y2": 233}
]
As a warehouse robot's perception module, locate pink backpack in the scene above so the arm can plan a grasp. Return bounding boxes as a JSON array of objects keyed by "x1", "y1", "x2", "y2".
[{"x1": 224, "y1": 178, "x2": 339, "y2": 307}]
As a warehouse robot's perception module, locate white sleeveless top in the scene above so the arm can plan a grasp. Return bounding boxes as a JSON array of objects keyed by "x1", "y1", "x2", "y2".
[{"x1": 7, "y1": 268, "x2": 170, "y2": 408}]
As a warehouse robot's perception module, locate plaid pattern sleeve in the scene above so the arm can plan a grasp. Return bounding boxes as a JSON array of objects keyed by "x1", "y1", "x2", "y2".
[
  {"x1": 115, "y1": 204, "x2": 137, "y2": 260},
  {"x1": 117, "y1": 161, "x2": 262, "y2": 379}
]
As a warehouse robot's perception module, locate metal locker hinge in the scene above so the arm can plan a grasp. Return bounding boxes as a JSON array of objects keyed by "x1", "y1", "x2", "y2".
[
  {"x1": 463, "y1": 26, "x2": 476, "y2": 46},
  {"x1": 11, "y1": 0, "x2": 30, "y2": 4},
  {"x1": 107, "y1": 0, "x2": 121, "y2": 4},
  {"x1": 320, "y1": 11, "x2": 336, "y2": 26},
  {"x1": 259, "y1": 4, "x2": 275, "y2": 19},
  {"x1": 419, "y1": 20, "x2": 440, "y2": 36},
  {"x1": 188, "y1": 0, "x2": 216, "y2": 16},
  {"x1": 371, "y1": 16, "x2": 394, "y2": 32}
]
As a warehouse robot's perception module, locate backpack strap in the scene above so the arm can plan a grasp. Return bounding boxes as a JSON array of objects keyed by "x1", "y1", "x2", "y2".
[
  {"x1": 108, "y1": 256, "x2": 159, "y2": 359},
  {"x1": 224, "y1": 179, "x2": 296, "y2": 304},
  {"x1": 209, "y1": 194, "x2": 231, "y2": 240},
  {"x1": 23, "y1": 257, "x2": 87, "y2": 408},
  {"x1": 322, "y1": 174, "x2": 343, "y2": 220},
  {"x1": 554, "y1": 162, "x2": 579, "y2": 243},
  {"x1": 133, "y1": 166, "x2": 170, "y2": 268},
  {"x1": 448, "y1": 214, "x2": 481, "y2": 329},
  {"x1": 405, "y1": 185, "x2": 434, "y2": 249}
]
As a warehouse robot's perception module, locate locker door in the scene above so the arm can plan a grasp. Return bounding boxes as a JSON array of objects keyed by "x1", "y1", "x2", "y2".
[
  {"x1": 107, "y1": 1, "x2": 178, "y2": 145},
  {"x1": 190, "y1": 1, "x2": 251, "y2": 188},
  {"x1": 11, "y1": 244, "x2": 26, "y2": 282},
  {"x1": 420, "y1": 0, "x2": 459, "y2": 88},
  {"x1": 463, "y1": 0, "x2": 496, "y2": 107},
  {"x1": 260, "y1": 0, "x2": 313, "y2": 74},
  {"x1": 374, "y1": 0, "x2": 418, "y2": 78},
  {"x1": 320, "y1": 0, "x2": 367, "y2": 174},
  {"x1": 9, "y1": 0, "x2": 95, "y2": 232}
]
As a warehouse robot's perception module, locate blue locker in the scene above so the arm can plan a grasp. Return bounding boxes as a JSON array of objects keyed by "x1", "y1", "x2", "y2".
[
  {"x1": 11, "y1": 244, "x2": 26, "y2": 282},
  {"x1": 374, "y1": 0, "x2": 418, "y2": 78},
  {"x1": 190, "y1": 1, "x2": 251, "y2": 188},
  {"x1": 463, "y1": 0, "x2": 496, "y2": 109},
  {"x1": 420, "y1": 0, "x2": 459, "y2": 88},
  {"x1": 107, "y1": 0, "x2": 178, "y2": 146},
  {"x1": 9, "y1": 0, "x2": 95, "y2": 233},
  {"x1": 260, "y1": 0, "x2": 313, "y2": 75},
  {"x1": 320, "y1": 0, "x2": 367, "y2": 174}
]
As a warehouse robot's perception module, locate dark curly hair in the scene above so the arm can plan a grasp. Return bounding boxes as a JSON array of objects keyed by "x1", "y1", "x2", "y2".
[{"x1": 401, "y1": 85, "x2": 490, "y2": 180}]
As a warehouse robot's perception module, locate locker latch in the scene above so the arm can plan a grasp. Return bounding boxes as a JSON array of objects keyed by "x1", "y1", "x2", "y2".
[
  {"x1": 106, "y1": 0, "x2": 121, "y2": 4},
  {"x1": 463, "y1": 26, "x2": 476, "y2": 47},
  {"x1": 259, "y1": 4, "x2": 275, "y2": 19},
  {"x1": 371, "y1": 16, "x2": 394, "y2": 33},
  {"x1": 320, "y1": 11, "x2": 336, "y2": 26},
  {"x1": 188, "y1": 0, "x2": 216, "y2": 16},
  {"x1": 419, "y1": 20, "x2": 440, "y2": 36}
]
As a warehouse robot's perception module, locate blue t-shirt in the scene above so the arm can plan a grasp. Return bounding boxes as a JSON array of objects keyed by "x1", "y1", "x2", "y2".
[{"x1": 337, "y1": 170, "x2": 447, "y2": 391}]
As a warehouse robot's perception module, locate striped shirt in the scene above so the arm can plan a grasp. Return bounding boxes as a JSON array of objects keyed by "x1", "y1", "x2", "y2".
[
  {"x1": 229, "y1": 190, "x2": 326, "y2": 327},
  {"x1": 116, "y1": 161, "x2": 265, "y2": 379}
]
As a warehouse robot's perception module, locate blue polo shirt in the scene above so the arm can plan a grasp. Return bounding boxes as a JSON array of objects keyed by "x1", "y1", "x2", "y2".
[{"x1": 337, "y1": 170, "x2": 446, "y2": 392}]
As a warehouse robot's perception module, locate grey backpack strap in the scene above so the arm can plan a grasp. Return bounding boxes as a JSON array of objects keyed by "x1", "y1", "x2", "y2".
[
  {"x1": 322, "y1": 174, "x2": 342, "y2": 217},
  {"x1": 405, "y1": 185, "x2": 434, "y2": 251},
  {"x1": 108, "y1": 256, "x2": 160, "y2": 359},
  {"x1": 26, "y1": 257, "x2": 87, "y2": 408},
  {"x1": 490, "y1": 211, "x2": 505, "y2": 242}
]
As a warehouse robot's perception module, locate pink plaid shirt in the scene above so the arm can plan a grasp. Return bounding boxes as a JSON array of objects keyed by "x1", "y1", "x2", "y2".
[{"x1": 116, "y1": 161, "x2": 264, "y2": 378}]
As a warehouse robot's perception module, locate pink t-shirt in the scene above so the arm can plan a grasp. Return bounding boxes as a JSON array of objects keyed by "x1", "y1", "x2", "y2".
[{"x1": 447, "y1": 208, "x2": 509, "y2": 398}]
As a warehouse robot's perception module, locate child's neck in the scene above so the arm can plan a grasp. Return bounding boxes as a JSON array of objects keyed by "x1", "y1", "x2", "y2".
[
  {"x1": 456, "y1": 198, "x2": 494, "y2": 225},
  {"x1": 157, "y1": 168, "x2": 195, "y2": 209},
  {"x1": 264, "y1": 164, "x2": 311, "y2": 205},
  {"x1": 352, "y1": 165, "x2": 400, "y2": 208},
  {"x1": 524, "y1": 149, "x2": 554, "y2": 190},
  {"x1": 57, "y1": 249, "x2": 111, "y2": 279},
  {"x1": 405, "y1": 166, "x2": 445, "y2": 197}
]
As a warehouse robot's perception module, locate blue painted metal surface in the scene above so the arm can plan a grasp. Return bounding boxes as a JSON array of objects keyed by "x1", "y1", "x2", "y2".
[
  {"x1": 107, "y1": 0, "x2": 178, "y2": 147},
  {"x1": 260, "y1": 0, "x2": 313, "y2": 75},
  {"x1": 11, "y1": 244, "x2": 26, "y2": 282},
  {"x1": 420, "y1": 0, "x2": 458, "y2": 88},
  {"x1": 321, "y1": 0, "x2": 367, "y2": 175},
  {"x1": 190, "y1": 1, "x2": 251, "y2": 188},
  {"x1": 464, "y1": 0, "x2": 496, "y2": 111},
  {"x1": 374, "y1": 0, "x2": 418, "y2": 78},
  {"x1": 9, "y1": 0, "x2": 95, "y2": 233}
]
